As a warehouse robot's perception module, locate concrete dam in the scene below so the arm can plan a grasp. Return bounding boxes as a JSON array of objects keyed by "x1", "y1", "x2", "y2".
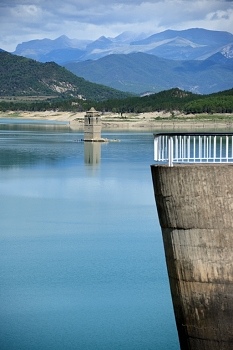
[{"x1": 151, "y1": 133, "x2": 233, "y2": 350}]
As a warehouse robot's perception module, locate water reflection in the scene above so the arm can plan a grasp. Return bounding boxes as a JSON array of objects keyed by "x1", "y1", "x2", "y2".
[
  {"x1": 0, "y1": 118, "x2": 69, "y2": 127},
  {"x1": 0, "y1": 123, "x2": 83, "y2": 169},
  {"x1": 0, "y1": 125, "x2": 104, "y2": 170},
  {"x1": 84, "y1": 142, "x2": 101, "y2": 165}
]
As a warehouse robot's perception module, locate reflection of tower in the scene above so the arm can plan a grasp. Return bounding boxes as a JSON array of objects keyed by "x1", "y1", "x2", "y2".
[
  {"x1": 84, "y1": 142, "x2": 101, "y2": 164},
  {"x1": 84, "y1": 107, "x2": 102, "y2": 141}
]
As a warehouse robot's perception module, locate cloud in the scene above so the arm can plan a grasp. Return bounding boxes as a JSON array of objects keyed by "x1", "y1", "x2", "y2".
[{"x1": 0, "y1": 0, "x2": 232, "y2": 51}]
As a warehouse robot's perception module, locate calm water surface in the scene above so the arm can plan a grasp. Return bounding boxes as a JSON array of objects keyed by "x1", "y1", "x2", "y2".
[{"x1": 0, "y1": 122, "x2": 179, "y2": 350}]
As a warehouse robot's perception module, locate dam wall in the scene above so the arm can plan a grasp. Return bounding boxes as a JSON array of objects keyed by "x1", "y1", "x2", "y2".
[{"x1": 151, "y1": 164, "x2": 233, "y2": 350}]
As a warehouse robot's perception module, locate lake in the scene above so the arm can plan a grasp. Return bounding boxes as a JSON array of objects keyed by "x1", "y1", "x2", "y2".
[{"x1": 0, "y1": 121, "x2": 180, "y2": 350}]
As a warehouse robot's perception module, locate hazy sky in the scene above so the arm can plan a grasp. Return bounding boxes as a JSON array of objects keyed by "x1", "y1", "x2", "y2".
[{"x1": 1, "y1": 0, "x2": 233, "y2": 51}]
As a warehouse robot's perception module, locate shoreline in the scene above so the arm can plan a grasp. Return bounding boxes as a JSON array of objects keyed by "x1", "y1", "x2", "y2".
[{"x1": 1, "y1": 111, "x2": 233, "y2": 131}]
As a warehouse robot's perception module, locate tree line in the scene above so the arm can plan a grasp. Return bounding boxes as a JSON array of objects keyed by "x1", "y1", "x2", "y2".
[{"x1": 0, "y1": 88, "x2": 232, "y2": 114}]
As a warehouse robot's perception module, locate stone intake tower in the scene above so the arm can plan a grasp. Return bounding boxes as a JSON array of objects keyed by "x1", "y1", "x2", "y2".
[
  {"x1": 151, "y1": 133, "x2": 233, "y2": 350},
  {"x1": 84, "y1": 107, "x2": 102, "y2": 141}
]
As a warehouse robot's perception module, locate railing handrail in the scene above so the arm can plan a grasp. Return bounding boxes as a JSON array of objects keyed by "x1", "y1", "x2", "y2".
[
  {"x1": 154, "y1": 132, "x2": 233, "y2": 166},
  {"x1": 154, "y1": 132, "x2": 233, "y2": 137}
]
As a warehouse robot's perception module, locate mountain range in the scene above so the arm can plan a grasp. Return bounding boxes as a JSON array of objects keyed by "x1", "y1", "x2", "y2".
[
  {"x1": 64, "y1": 52, "x2": 233, "y2": 95},
  {"x1": 12, "y1": 28, "x2": 233, "y2": 63},
  {"x1": 3, "y1": 28, "x2": 233, "y2": 95}
]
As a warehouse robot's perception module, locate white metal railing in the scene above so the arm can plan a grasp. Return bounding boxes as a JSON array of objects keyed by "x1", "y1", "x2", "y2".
[{"x1": 154, "y1": 132, "x2": 233, "y2": 166}]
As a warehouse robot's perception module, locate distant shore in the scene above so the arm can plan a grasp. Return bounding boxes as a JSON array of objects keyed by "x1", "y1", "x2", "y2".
[{"x1": 1, "y1": 110, "x2": 233, "y2": 131}]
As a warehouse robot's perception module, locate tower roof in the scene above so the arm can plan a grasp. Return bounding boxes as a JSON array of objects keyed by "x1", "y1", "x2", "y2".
[
  {"x1": 86, "y1": 107, "x2": 100, "y2": 117},
  {"x1": 89, "y1": 107, "x2": 96, "y2": 112}
]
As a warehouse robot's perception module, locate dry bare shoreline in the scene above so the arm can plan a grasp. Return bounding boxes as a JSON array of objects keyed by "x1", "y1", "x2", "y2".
[{"x1": 1, "y1": 110, "x2": 233, "y2": 131}]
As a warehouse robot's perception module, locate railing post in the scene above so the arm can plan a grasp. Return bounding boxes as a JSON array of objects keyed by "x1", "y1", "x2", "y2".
[
  {"x1": 214, "y1": 136, "x2": 216, "y2": 161},
  {"x1": 193, "y1": 136, "x2": 196, "y2": 162},
  {"x1": 154, "y1": 136, "x2": 159, "y2": 161},
  {"x1": 220, "y1": 137, "x2": 223, "y2": 162},
  {"x1": 199, "y1": 136, "x2": 202, "y2": 161},
  {"x1": 168, "y1": 136, "x2": 173, "y2": 167}
]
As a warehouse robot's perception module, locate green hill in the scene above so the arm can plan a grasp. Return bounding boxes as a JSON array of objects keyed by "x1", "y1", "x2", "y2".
[
  {"x1": 92, "y1": 88, "x2": 233, "y2": 114},
  {"x1": 0, "y1": 52, "x2": 131, "y2": 101}
]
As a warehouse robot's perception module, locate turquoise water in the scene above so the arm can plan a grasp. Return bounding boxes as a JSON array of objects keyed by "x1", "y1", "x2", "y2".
[{"x1": 0, "y1": 123, "x2": 179, "y2": 350}]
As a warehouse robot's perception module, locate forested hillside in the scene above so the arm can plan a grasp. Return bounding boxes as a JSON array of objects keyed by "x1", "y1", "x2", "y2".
[
  {"x1": 0, "y1": 52, "x2": 131, "y2": 101},
  {"x1": 93, "y1": 88, "x2": 233, "y2": 114}
]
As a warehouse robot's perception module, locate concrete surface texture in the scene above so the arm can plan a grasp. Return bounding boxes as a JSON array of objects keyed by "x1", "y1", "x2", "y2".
[{"x1": 151, "y1": 164, "x2": 233, "y2": 350}]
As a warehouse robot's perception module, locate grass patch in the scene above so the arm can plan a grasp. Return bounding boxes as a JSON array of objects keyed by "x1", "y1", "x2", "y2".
[{"x1": 7, "y1": 112, "x2": 21, "y2": 118}]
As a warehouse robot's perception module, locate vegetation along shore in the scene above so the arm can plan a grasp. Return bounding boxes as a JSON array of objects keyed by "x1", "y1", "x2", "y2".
[
  {"x1": 1, "y1": 110, "x2": 233, "y2": 131},
  {"x1": 0, "y1": 86, "x2": 233, "y2": 130}
]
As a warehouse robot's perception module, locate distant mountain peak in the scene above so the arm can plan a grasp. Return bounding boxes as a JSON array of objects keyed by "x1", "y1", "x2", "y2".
[
  {"x1": 56, "y1": 35, "x2": 69, "y2": 40},
  {"x1": 85, "y1": 36, "x2": 113, "y2": 52},
  {"x1": 112, "y1": 31, "x2": 149, "y2": 43}
]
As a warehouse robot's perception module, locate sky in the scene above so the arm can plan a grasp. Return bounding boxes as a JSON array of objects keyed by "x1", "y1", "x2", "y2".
[{"x1": 0, "y1": 0, "x2": 233, "y2": 52}]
